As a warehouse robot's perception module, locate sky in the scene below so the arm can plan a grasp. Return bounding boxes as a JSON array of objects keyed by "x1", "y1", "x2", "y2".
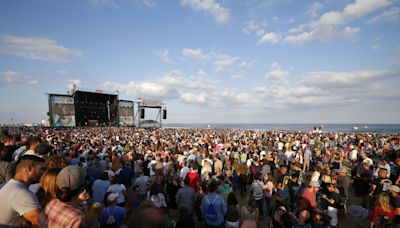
[{"x1": 0, "y1": 0, "x2": 400, "y2": 124}]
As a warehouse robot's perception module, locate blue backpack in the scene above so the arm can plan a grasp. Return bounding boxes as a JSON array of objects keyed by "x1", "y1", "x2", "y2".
[{"x1": 205, "y1": 196, "x2": 219, "y2": 221}]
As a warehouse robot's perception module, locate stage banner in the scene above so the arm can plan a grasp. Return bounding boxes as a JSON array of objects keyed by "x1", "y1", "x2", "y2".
[{"x1": 50, "y1": 95, "x2": 76, "y2": 127}]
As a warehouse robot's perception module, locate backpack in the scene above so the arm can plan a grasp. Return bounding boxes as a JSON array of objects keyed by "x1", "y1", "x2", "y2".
[
  {"x1": 205, "y1": 196, "x2": 219, "y2": 221},
  {"x1": 106, "y1": 207, "x2": 116, "y2": 225}
]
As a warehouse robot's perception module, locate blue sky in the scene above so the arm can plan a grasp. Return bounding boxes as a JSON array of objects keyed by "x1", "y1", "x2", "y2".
[{"x1": 0, "y1": 0, "x2": 399, "y2": 124}]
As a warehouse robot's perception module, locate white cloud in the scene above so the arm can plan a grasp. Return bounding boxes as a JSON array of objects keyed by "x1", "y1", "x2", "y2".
[
  {"x1": 28, "y1": 80, "x2": 39, "y2": 85},
  {"x1": 67, "y1": 79, "x2": 81, "y2": 90},
  {"x1": 231, "y1": 74, "x2": 243, "y2": 80},
  {"x1": 265, "y1": 69, "x2": 289, "y2": 81},
  {"x1": 251, "y1": 68, "x2": 399, "y2": 109},
  {"x1": 180, "y1": 0, "x2": 230, "y2": 24},
  {"x1": 288, "y1": 24, "x2": 306, "y2": 34},
  {"x1": 213, "y1": 54, "x2": 240, "y2": 72},
  {"x1": 372, "y1": 44, "x2": 380, "y2": 50},
  {"x1": 57, "y1": 70, "x2": 68, "y2": 75},
  {"x1": 303, "y1": 70, "x2": 395, "y2": 88},
  {"x1": 306, "y1": 2, "x2": 324, "y2": 18},
  {"x1": 181, "y1": 89, "x2": 253, "y2": 107},
  {"x1": 0, "y1": 35, "x2": 82, "y2": 62},
  {"x1": 257, "y1": 32, "x2": 280, "y2": 44},
  {"x1": 181, "y1": 92, "x2": 207, "y2": 104},
  {"x1": 1, "y1": 71, "x2": 39, "y2": 85},
  {"x1": 143, "y1": 0, "x2": 156, "y2": 7},
  {"x1": 182, "y1": 48, "x2": 209, "y2": 62},
  {"x1": 270, "y1": 62, "x2": 280, "y2": 69},
  {"x1": 156, "y1": 49, "x2": 174, "y2": 63},
  {"x1": 1, "y1": 71, "x2": 22, "y2": 84},
  {"x1": 197, "y1": 69, "x2": 207, "y2": 77},
  {"x1": 367, "y1": 6, "x2": 400, "y2": 24},
  {"x1": 238, "y1": 60, "x2": 256, "y2": 68},
  {"x1": 242, "y1": 20, "x2": 267, "y2": 36},
  {"x1": 284, "y1": 0, "x2": 392, "y2": 44},
  {"x1": 101, "y1": 70, "x2": 216, "y2": 99},
  {"x1": 89, "y1": 0, "x2": 119, "y2": 8}
]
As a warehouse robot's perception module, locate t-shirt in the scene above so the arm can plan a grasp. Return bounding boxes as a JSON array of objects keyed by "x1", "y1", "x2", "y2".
[
  {"x1": 372, "y1": 177, "x2": 392, "y2": 195},
  {"x1": 135, "y1": 175, "x2": 149, "y2": 195},
  {"x1": 187, "y1": 171, "x2": 199, "y2": 191},
  {"x1": 92, "y1": 179, "x2": 110, "y2": 204},
  {"x1": 107, "y1": 184, "x2": 126, "y2": 204},
  {"x1": 176, "y1": 186, "x2": 196, "y2": 214},
  {"x1": 201, "y1": 193, "x2": 227, "y2": 226},
  {"x1": 0, "y1": 179, "x2": 41, "y2": 227}
]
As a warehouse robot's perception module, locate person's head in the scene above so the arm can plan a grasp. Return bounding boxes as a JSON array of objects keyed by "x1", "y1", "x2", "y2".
[
  {"x1": 362, "y1": 161, "x2": 371, "y2": 170},
  {"x1": 208, "y1": 180, "x2": 218, "y2": 193},
  {"x1": 44, "y1": 155, "x2": 69, "y2": 169},
  {"x1": 388, "y1": 185, "x2": 400, "y2": 197},
  {"x1": 308, "y1": 181, "x2": 320, "y2": 193},
  {"x1": 127, "y1": 203, "x2": 166, "y2": 228},
  {"x1": 15, "y1": 155, "x2": 45, "y2": 185},
  {"x1": 280, "y1": 166, "x2": 288, "y2": 174},
  {"x1": 112, "y1": 175, "x2": 121, "y2": 185},
  {"x1": 56, "y1": 165, "x2": 87, "y2": 202},
  {"x1": 99, "y1": 171, "x2": 109, "y2": 181},
  {"x1": 376, "y1": 193, "x2": 391, "y2": 213},
  {"x1": 218, "y1": 175, "x2": 225, "y2": 184},
  {"x1": 378, "y1": 167, "x2": 388, "y2": 178},
  {"x1": 298, "y1": 210, "x2": 310, "y2": 222},
  {"x1": 183, "y1": 176, "x2": 190, "y2": 186},
  {"x1": 326, "y1": 184, "x2": 336, "y2": 192},
  {"x1": 133, "y1": 185, "x2": 141, "y2": 195},
  {"x1": 227, "y1": 192, "x2": 238, "y2": 206},
  {"x1": 40, "y1": 168, "x2": 61, "y2": 199},
  {"x1": 28, "y1": 136, "x2": 41, "y2": 150}
]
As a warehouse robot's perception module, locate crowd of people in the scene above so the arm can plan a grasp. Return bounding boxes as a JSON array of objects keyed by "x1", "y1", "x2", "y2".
[{"x1": 0, "y1": 126, "x2": 399, "y2": 228}]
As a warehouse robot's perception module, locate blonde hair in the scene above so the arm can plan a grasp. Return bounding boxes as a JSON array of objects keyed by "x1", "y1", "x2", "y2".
[
  {"x1": 40, "y1": 168, "x2": 60, "y2": 199},
  {"x1": 376, "y1": 193, "x2": 391, "y2": 213}
]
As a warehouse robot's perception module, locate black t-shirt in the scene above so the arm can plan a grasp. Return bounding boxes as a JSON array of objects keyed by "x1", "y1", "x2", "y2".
[
  {"x1": 372, "y1": 177, "x2": 392, "y2": 195},
  {"x1": 326, "y1": 191, "x2": 341, "y2": 208}
]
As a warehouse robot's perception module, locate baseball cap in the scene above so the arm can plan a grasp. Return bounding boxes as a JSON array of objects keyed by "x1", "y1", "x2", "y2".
[
  {"x1": 56, "y1": 165, "x2": 86, "y2": 191},
  {"x1": 389, "y1": 185, "x2": 400, "y2": 193},
  {"x1": 309, "y1": 181, "x2": 320, "y2": 188}
]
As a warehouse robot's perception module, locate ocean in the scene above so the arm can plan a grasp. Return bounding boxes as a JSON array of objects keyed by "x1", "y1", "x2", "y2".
[{"x1": 163, "y1": 123, "x2": 400, "y2": 134}]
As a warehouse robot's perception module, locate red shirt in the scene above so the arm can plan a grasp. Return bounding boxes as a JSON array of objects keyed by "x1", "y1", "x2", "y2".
[
  {"x1": 370, "y1": 205, "x2": 395, "y2": 223},
  {"x1": 187, "y1": 171, "x2": 199, "y2": 191},
  {"x1": 300, "y1": 188, "x2": 317, "y2": 208}
]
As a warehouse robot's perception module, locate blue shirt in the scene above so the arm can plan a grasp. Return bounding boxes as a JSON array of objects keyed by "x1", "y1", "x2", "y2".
[
  {"x1": 201, "y1": 193, "x2": 227, "y2": 226},
  {"x1": 99, "y1": 205, "x2": 126, "y2": 228},
  {"x1": 92, "y1": 179, "x2": 110, "y2": 204},
  {"x1": 120, "y1": 167, "x2": 134, "y2": 188}
]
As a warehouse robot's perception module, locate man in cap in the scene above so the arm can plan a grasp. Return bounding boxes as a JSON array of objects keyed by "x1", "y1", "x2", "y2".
[
  {"x1": 300, "y1": 181, "x2": 320, "y2": 210},
  {"x1": 0, "y1": 155, "x2": 45, "y2": 227},
  {"x1": 388, "y1": 184, "x2": 400, "y2": 226},
  {"x1": 39, "y1": 165, "x2": 87, "y2": 227}
]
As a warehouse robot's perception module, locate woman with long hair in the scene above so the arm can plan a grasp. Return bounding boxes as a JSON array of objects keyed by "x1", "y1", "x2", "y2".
[
  {"x1": 36, "y1": 168, "x2": 61, "y2": 208},
  {"x1": 370, "y1": 193, "x2": 395, "y2": 227},
  {"x1": 225, "y1": 192, "x2": 240, "y2": 228}
]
